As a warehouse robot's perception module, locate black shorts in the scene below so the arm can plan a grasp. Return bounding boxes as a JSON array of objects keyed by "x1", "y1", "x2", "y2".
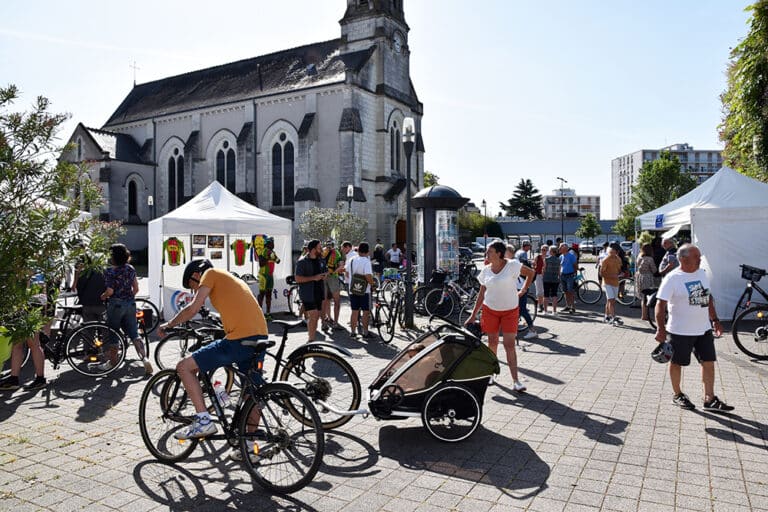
[
  {"x1": 303, "y1": 301, "x2": 321, "y2": 312},
  {"x1": 349, "y1": 294, "x2": 370, "y2": 311},
  {"x1": 669, "y1": 330, "x2": 716, "y2": 366},
  {"x1": 543, "y1": 282, "x2": 559, "y2": 298}
]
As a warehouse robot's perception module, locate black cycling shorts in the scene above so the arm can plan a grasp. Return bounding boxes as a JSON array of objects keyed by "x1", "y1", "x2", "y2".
[{"x1": 669, "y1": 330, "x2": 716, "y2": 366}]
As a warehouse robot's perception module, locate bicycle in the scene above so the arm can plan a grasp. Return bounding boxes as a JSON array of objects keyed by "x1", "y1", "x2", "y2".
[
  {"x1": 154, "y1": 317, "x2": 361, "y2": 430},
  {"x1": 731, "y1": 304, "x2": 768, "y2": 360},
  {"x1": 616, "y1": 277, "x2": 637, "y2": 306},
  {"x1": 424, "y1": 273, "x2": 479, "y2": 319},
  {"x1": 138, "y1": 345, "x2": 325, "y2": 494},
  {"x1": 285, "y1": 275, "x2": 304, "y2": 318},
  {"x1": 371, "y1": 286, "x2": 405, "y2": 344},
  {"x1": 733, "y1": 264, "x2": 768, "y2": 321},
  {"x1": 134, "y1": 297, "x2": 161, "y2": 333},
  {"x1": 558, "y1": 267, "x2": 603, "y2": 305}
]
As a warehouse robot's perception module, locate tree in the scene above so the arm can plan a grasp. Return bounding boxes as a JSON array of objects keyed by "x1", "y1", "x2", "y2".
[
  {"x1": 0, "y1": 84, "x2": 121, "y2": 345},
  {"x1": 498, "y1": 179, "x2": 543, "y2": 219},
  {"x1": 458, "y1": 211, "x2": 502, "y2": 239},
  {"x1": 423, "y1": 171, "x2": 439, "y2": 187},
  {"x1": 613, "y1": 203, "x2": 640, "y2": 239},
  {"x1": 297, "y1": 207, "x2": 368, "y2": 245},
  {"x1": 719, "y1": 1, "x2": 768, "y2": 182},
  {"x1": 632, "y1": 151, "x2": 697, "y2": 212},
  {"x1": 575, "y1": 213, "x2": 601, "y2": 240}
]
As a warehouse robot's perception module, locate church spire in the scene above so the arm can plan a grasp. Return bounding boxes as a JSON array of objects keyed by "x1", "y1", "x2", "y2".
[{"x1": 340, "y1": 0, "x2": 409, "y2": 46}]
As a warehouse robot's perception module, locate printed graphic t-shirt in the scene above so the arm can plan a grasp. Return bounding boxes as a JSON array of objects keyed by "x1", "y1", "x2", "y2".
[
  {"x1": 199, "y1": 268, "x2": 267, "y2": 340},
  {"x1": 657, "y1": 267, "x2": 712, "y2": 336}
]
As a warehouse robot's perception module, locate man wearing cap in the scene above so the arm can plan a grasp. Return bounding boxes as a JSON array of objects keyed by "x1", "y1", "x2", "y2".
[
  {"x1": 322, "y1": 240, "x2": 344, "y2": 331},
  {"x1": 295, "y1": 239, "x2": 328, "y2": 342}
]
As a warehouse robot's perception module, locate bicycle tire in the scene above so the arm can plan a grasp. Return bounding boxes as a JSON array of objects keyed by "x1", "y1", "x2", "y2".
[
  {"x1": 135, "y1": 298, "x2": 161, "y2": 334},
  {"x1": 616, "y1": 278, "x2": 636, "y2": 306},
  {"x1": 287, "y1": 286, "x2": 302, "y2": 318},
  {"x1": 380, "y1": 280, "x2": 399, "y2": 306},
  {"x1": 517, "y1": 293, "x2": 538, "y2": 330},
  {"x1": 577, "y1": 280, "x2": 603, "y2": 305},
  {"x1": 732, "y1": 304, "x2": 768, "y2": 360},
  {"x1": 238, "y1": 383, "x2": 324, "y2": 494},
  {"x1": 279, "y1": 350, "x2": 361, "y2": 430},
  {"x1": 731, "y1": 289, "x2": 751, "y2": 324},
  {"x1": 139, "y1": 369, "x2": 199, "y2": 462},
  {"x1": 375, "y1": 303, "x2": 395, "y2": 343},
  {"x1": 424, "y1": 288, "x2": 455, "y2": 318},
  {"x1": 154, "y1": 332, "x2": 236, "y2": 394},
  {"x1": 65, "y1": 323, "x2": 126, "y2": 377},
  {"x1": 413, "y1": 285, "x2": 431, "y2": 315}
]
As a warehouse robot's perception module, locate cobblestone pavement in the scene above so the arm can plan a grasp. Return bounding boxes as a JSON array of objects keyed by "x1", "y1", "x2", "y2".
[{"x1": 2, "y1": 294, "x2": 767, "y2": 511}]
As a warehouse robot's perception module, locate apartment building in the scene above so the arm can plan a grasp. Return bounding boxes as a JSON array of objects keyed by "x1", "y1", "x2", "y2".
[{"x1": 541, "y1": 188, "x2": 601, "y2": 220}]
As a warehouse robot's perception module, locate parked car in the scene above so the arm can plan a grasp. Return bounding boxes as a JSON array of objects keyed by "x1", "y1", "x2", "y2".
[
  {"x1": 459, "y1": 247, "x2": 474, "y2": 261},
  {"x1": 470, "y1": 242, "x2": 485, "y2": 253},
  {"x1": 580, "y1": 240, "x2": 596, "y2": 255},
  {"x1": 620, "y1": 241, "x2": 633, "y2": 253}
]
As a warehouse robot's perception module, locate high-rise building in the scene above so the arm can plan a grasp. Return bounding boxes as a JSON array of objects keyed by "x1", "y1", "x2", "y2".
[
  {"x1": 611, "y1": 143, "x2": 722, "y2": 217},
  {"x1": 541, "y1": 188, "x2": 601, "y2": 220}
]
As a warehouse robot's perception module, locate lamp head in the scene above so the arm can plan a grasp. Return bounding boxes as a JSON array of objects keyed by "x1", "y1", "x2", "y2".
[
  {"x1": 402, "y1": 117, "x2": 415, "y2": 143},
  {"x1": 347, "y1": 184, "x2": 354, "y2": 199}
]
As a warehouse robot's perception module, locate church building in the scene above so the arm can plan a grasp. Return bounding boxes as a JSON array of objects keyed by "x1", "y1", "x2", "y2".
[{"x1": 62, "y1": 0, "x2": 424, "y2": 254}]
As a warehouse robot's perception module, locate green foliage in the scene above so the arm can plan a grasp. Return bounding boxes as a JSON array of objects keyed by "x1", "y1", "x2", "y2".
[
  {"x1": 423, "y1": 171, "x2": 439, "y2": 187},
  {"x1": 638, "y1": 231, "x2": 654, "y2": 246},
  {"x1": 574, "y1": 213, "x2": 602, "y2": 240},
  {"x1": 632, "y1": 151, "x2": 697, "y2": 212},
  {"x1": 0, "y1": 84, "x2": 121, "y2": 343},
  {"x1": 297, "y1": 207, "x2": 368, "y2": 245},
  {"x1": 719, "y1": 1, "x2": 768, "y2": 181},
  {"x1": 458, "y1": 210, "x2": 502, "y2": 238},
  {"x1": 499, "y1": 179, "x2": 543, "y2": 219},
  {"x1": 613, "y1": 203, "x2": 640, "y2": 239}
]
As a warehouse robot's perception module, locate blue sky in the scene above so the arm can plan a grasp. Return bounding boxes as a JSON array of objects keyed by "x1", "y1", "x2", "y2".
[{"x1": 0, "y1": 0, "x2": 753, "y2": 218}]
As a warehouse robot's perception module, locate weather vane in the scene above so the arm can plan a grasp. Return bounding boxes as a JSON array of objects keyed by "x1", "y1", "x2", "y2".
[{"x1": 129, "y1": 60, "x2": 140, "y2": 86}]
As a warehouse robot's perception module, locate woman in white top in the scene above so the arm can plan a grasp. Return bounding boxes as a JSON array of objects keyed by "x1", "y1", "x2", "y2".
[{"x1": 465, "y1": 241, "x2": 535, "y2": 392}]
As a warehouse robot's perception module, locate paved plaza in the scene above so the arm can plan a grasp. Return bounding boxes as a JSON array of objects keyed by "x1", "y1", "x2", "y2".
[{"x1": 1, "y1": 291, "x2": 768, "y2": 511}]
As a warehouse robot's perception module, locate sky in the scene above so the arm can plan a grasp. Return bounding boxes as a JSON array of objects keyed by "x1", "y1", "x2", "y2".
[{"x1": 0, "y1": 0, "x2": 754, "y2": 219}]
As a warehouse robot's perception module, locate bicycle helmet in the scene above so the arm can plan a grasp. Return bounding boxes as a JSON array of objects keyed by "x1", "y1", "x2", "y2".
[
  {"x1": 465, "y1": 321, "x2": 483, "y2": 340},
  {"x1": 651, "y1": 341, "x2": 674, "y2": 364},
  {"x1": 182, "y1": 259, "x2": 213, "y2": 288}
]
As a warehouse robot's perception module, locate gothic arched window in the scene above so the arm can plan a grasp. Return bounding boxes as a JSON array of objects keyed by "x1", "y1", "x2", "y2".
[
  {"x1": 167, "y1": 147, "x2": 185, "y2": 210},
  {"x1": 216, "y1": 140, "x2": 236, "y2": 193},
  {"x1": 272, "y1": 133, "x2": 294, "y2": 207},
  {"x1": 395, "y1": 129, "x2": 401, "y2": 172}
]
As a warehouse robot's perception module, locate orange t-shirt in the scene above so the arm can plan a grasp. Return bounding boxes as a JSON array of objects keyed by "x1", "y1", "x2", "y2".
[
  {"x1": 600, "y1": 255, "x2": 623, "y2": 287},
  {"x1": 199, "y1": 268, "x2": 267, "y2": 340}
]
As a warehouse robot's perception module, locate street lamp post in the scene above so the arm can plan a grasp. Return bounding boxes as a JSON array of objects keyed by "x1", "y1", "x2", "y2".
[
  {"x1": 346, "y1": 184, "x2": 354, "y2": 212},
  {"x1": 481, "y1": 199, "x2": 487, "y2": 249},
  {"x1": 147, "y1": 195, "x2": 154, "y2": 220},
  {"x1": 556, "y1": 176, "x2": 567, "y2": 242},
  {"x1": 402, "y1": 117, "x2": 416, "y2": 328}
]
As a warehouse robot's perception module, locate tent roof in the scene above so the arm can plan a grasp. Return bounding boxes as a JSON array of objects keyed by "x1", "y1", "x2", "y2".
[
  {"x1": 148, "y1": 181, "x2": 291, "y2": 235},
  {"x1": 637, "y1": 167, "x2": 768, "y2": 230}
]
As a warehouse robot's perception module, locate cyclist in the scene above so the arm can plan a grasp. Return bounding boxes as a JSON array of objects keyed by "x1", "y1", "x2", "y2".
[{"x1": 157, "y1": 259, "x2": 269, "y2": 442}]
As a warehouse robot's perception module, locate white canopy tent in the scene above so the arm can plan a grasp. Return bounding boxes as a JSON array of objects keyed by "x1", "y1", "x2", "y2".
[
  {"x1": 637, "y1": 167, "x2": 768, "y2": 319},
  {"x1": 147, "y1": 181, "x2": 292, "y2": 318}
]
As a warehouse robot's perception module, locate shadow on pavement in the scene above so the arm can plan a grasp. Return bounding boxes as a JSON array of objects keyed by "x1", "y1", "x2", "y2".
[
  {"x1": 517, "y1": 333, "x2": 586, "y2": 357},
  {"x1": 378, "y1": 424, "x2": 549, "y2": 501},
  {"x1": 132, "y1": 460, "x2": 319, "y2": 511},
  {"x1": 517, "y1": 367, "x2": 565, "y2": 385},
  {"x1": 493, "y1": 392, "x2": 628, "y2": 445},
  {"x1": 321, "y1": 429, "x2": 381, "y2": 478},
  {"x1": 52, "y1": 365, "x2": 145, "y2": 423},
  {"x1": 695, "y1": 409, "x2": 768, "y2": 450}
]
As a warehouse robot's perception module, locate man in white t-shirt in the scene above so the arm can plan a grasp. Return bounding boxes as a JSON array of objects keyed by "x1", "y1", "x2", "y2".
[
  {"x1": 347, "y1": 242, "x2": 376, "y2": 339},
  {"x1": 385, "y1": 243, "x2": 402, "y2": 268},
  {"x1": 655, "y1": 244, "x2": 733, "y2": 412}
]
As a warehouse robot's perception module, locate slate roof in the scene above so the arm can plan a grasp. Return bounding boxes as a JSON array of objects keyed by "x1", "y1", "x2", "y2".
[
  {"x1": 104, "y1": 39, "x2": 359, "y2": 126},
  {"x1": 82, "y1": 125, "x2": 145, "y2": 164}
]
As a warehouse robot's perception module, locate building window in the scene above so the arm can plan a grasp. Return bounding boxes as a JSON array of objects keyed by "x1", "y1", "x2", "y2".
[
  {"x1": 128, "y1": 181, "x2": 137, "y2": 216},
  {"x1": 396, "y1": 129, "x2": 401, "y2": 172},
  {"x1": 216, "y1": 140, "x2": 236, "y2": 193},
  {"x1": 390, "y1": 128, "x2": 395, "y2": 170},
  {"x1": 272, "y1": 136, "x2": 294, "y2": 207},
  {"x1": 168, "y1": 148, "x2": 185, "y2": 210}
]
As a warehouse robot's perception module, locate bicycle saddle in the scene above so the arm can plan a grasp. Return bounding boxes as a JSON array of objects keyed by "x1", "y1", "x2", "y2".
[
  {"x1": 60, "y1": 305, "x2": 83, "y2": 311},
  {"x1": 241, "y1": 338, "x2": 276, "y2": 351},
  {"x1": 272, "y1": 318, "x2": 306, "y2": 330}
]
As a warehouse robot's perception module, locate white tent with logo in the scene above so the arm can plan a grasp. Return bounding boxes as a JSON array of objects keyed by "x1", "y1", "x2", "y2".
[
  {"x1": 637, "y1": 167, "x2": 768, "y2": 319},
  {"x1": 147, "y1": 181, "x2": 292, "y2": 319}
]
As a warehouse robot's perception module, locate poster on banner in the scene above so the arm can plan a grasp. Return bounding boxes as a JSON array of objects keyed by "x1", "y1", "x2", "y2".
[
  {"x1": 435, "y1": 210, "x2": 459, "y2": 277},
  {"x1": 416, "y1": 210, "x2": 425, "y2": 284}
]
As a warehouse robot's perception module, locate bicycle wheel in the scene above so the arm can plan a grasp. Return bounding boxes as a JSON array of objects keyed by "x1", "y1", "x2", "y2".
[
  {"x1": 577, "y1": 280, "x2": 603, "y2": 305},
  {"x1": 239, "y1": 383, "x2": 324, "y2": 494},
  {"x1": 557, "y1": 282, "x2": 565, "y2": 305},
  {"x1": 279, "y1": 350, "x2": 361, "y2": 430},
  {"x1": 616, "y1": 279, "x2": 636, "y2": 306},
  {"x1": 732, "y1": 305, "x2": 768, "y2": 360},
  {"x1": 731, "y1": 289, "x2": 751, "y2": 324},
  {"x1": 375, "y1": 303, "x2": 395, "y2": 343},
  {"x1": 517, "y1": 293, "x2": 538, "y2": 330},
  {"x1": 413, "y1": 285, "x2": 431, "y2": 316},
  {"x1": 424, "y1": 288, "x2": 455, "y2": 318},
  {"x1": 65, "y1": 323, "x2": 126, "y2": 377},
  {"x1": 139, "y1": 369, "x2": 199, "y2": 462},
  {"x1": 380, "y1": 280, "x2": 398, "y2": 306},
  {"x1": 422, "y1": 383, "x2": 481, "y2": 442},
  {"x1": 287, "y1": 287, "x2": 302, "y2": 318},
  {"x1": 135, "y1": 298, "x2": 161, "y2": 334}
]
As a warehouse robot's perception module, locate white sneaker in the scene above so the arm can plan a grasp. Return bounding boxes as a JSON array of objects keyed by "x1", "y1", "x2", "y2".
[
  {"x1": 523, "y1": 330, "x2": 537, "y2": 339},
  {"x1": 513, "y1": 381, "x2": 527, "y2": 392},
  {"x1": 142, "y1": 359, "x2": 154, "y2": 375},
  {"x1": 92, "y1": 360, "x2": 114, "y2": 372},
  {"x1": 174, "y1": 416, "x2": 217, "y2": 439},
  {"x1": 488, "y1": 374, "x2": 496, "y2": 385}
]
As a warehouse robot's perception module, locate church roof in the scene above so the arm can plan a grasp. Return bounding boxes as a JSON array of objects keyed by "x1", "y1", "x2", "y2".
[
  {"x1": 104, "y1": 39, "x2": 355, "y2": 127},
  {"x1": 82, "y1": 124, "x2": 145, "y2": 163}
]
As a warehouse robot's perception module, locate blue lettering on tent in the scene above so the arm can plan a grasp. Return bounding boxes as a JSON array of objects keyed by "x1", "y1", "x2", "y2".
[{"x1": 655, "y1": 214, "x2": 664, "y2": 228}]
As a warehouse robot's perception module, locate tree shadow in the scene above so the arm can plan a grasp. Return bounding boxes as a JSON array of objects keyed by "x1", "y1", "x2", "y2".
[
  {"x1": 51, "y1": 366, "x2": 145, "y2": 423},
  {"x1": 378, "y1": 424, "x2": 549, "y2": 501},
  {"x1": 492, "y1": 392, "x2": 628, "y2": 445},
  {"x1": 132, "y1": 460, "x2": 319, "y2": 511}
]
